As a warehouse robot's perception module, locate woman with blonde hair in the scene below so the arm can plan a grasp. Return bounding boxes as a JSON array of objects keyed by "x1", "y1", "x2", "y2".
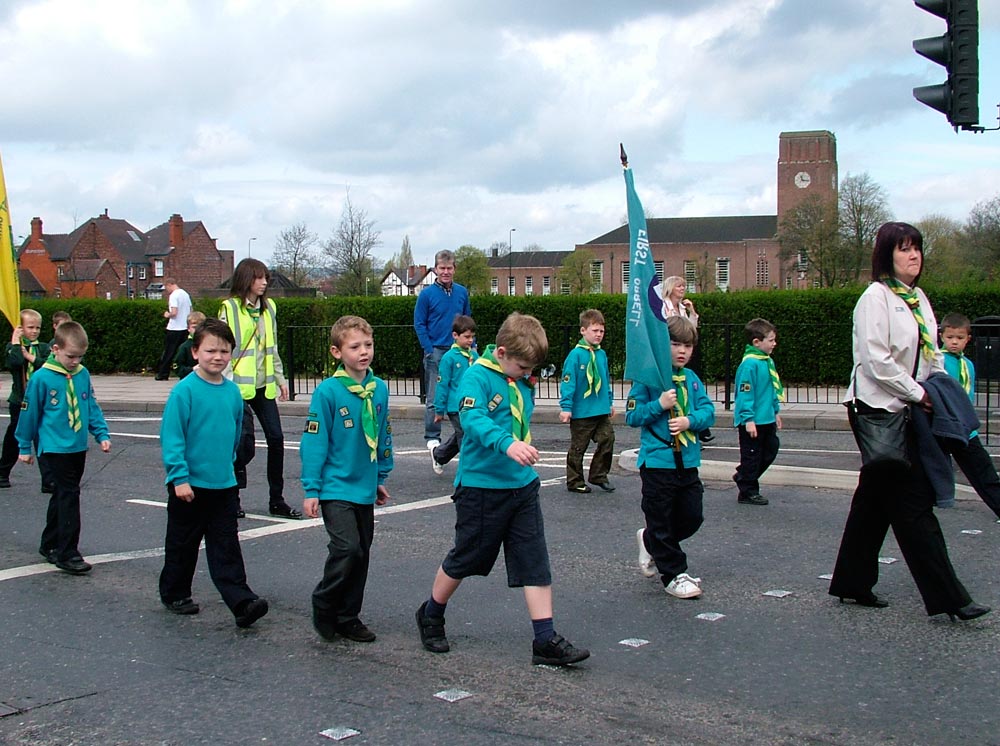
[{"x1": 661, "y1": 276, "x2": 698, "y2": 326}]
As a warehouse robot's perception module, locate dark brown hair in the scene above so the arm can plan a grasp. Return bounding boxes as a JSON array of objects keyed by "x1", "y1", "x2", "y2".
[
  {"x1": 871, "y1": 222, "x2": 923, "y2": 284},
  {"x1": 193, "y1": 318, "x2": 236, "y2": 350},
  {"x1": 230, "y1": 258, "x2": 271, "y2": 302},
  {"x1": 745, "y1": 318, "x2": 776, "y2": 345}
]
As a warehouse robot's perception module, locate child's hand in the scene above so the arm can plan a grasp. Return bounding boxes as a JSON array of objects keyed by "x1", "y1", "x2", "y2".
[
  {"x1": 668, "y1": 416, "x2": 690, "y2": 435},
  {"x1": 776, "y1": 415, "x2": 782, "y2": 431},
  {"x1": 278, "y1": 384, "x2": 290, "y2": 402},
  {"x1": 434, "y1": 414, "x2": 444, "y2": 423},
  {"x1": 303, "y1": 497, "x2": 320, "y2": 519},
  {"x1": 559, "y1": 412, "x2": 571, "y2": 424},
  {"x1": 174, "y1": 483, "x2": 194, "y2": 502},
  {"x1": 10, "y1": 326, "x2": 22, "y2": 345},
  {"x1": 609, "y1": 406, "x2": 616, "y2": 419},
  {"x1": 746, "y1": 422, "x2": 758, "y2": 438},
  {"x1": 506, "y1": 440, "x2": 539, "y2": 467},
  {"x1": 375, "y1": 484, "x2": 390, "y2": 506},
  {"x1": 658, "y1": 389, "x2": 677, "y2": 410},
  {"x1": 19, "y1": 454, "x2": 33, "y2": 465},
  {"x1": 100, "y1": 440, "x2": 111, "y2": 453}
]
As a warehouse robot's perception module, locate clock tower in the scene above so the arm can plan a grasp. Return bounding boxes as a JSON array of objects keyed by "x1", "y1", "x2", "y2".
[{"x1": 777, "y1": 130, "x2": 838, "y2": 220}]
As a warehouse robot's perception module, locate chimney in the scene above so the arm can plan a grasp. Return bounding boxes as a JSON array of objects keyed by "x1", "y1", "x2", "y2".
[
  {"x1": 99, "y1": 208, "x2": 109, "y2": 219},
  {"x1": 31, "y1": 217, "x2": 42, "y2": 243},
  {"x1": 169, "y1": 214, "x2": 184, "y2": 248}
]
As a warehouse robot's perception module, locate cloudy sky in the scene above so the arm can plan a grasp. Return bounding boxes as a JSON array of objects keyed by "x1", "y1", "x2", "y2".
[{"x1": 1, "y1": 0, "x2": 997, "y2": 268}]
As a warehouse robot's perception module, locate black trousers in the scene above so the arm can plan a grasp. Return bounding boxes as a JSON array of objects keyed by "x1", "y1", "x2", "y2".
[
  {"x1": 247, "y1": 389, "x2": 285, "y2": 505},
  {"x1": 158, "y1": 484, "x2": 257, "y2": 613},
  {"x1": 433, "y1": 413, "x2": 464, "y2": 465},
  {"x1": 830, "y1": 424, "x2": 972, "y2": 616},
  {"x1": 639, "y1": 466, "x2": 704, "y2": 584},
  {"x1": 947, "y1": 436, "x2": 1000, "y2": 520},
  {"x1": 38, "y1": 451, "x2": 87, "y2": 562},
  {"x1": 0, "y1": 403, "x2": 52, "y2": 488},
  {"x1": 313, "y1": 500, "x2": 374, "y2": 625},
  {"x1": 733, "y1": 423, "x2": 779, "y2": 498},
  {"x1": 157, "y1": 328, "x2": 189, "y2": 379},
  {"x1": 566, "y1": 414, "x2": 615, "y2": 488}
]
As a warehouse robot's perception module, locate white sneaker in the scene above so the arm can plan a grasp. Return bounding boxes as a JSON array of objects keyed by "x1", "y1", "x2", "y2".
[
  {"x1": 428, "y1": 440, "x2": 444, "y2": 475},
  {"x1": 665, "y1": 573, "x2": 703, "y2": 599},
  {"x1": 636, "y1": 528, "x2": 656, "y2": 578}
]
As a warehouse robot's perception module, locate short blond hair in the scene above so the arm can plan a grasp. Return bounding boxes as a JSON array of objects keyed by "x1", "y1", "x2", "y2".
[
  {"x1": 20, "y1": 309, "x2": 41, "y2": 324},
  {"x1": 330, "y1": 315, "x2": 374, "y2": 348},
  {"x1": 496, "y1": 313, "x2": 548, "y2": 366},
  {"x1": 187, "y1": 311, "x2": 207, "y2": 325}
]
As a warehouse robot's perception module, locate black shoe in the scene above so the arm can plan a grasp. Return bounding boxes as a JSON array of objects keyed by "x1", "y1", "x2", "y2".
[
  {"x1": 531, "y1": 634, "x2": 590, "y2": 666},
  {"x1": 567, "y1": 484, "x2": 592, "y2": 494},
  {"x1": 948, "y1": 602, "x2": 991, "y2": 621},
  {"x1": 55, "y1": 557, "x2": 92, "y2": 575},
  {"x1": 235, "y1": 598, "x2": 269, "y2": 628},
  {"x1": 313, "y1": 609, "x2": 338, "y2": 641},
  {"x1": 39, "y1": 548, "x2": 57, "y2": 564},
  {"x1": 699, "y1": 429, "x2": 715, "y2": 444},
  {"x1": 269, "y1": 503, "x2": 303, "y2": 519},
  {"x1": 591, "y1": 481, "x2": 616, "y2": 493},
  {"x1": 335, "y1": 619, "x2": 377, "y2": 643},
  {"x1": 838, "y1": 593, "x2": 888, "y2": 609},
  {"x1": 738, "y1": 493, "x2": 769, "y2": 505},
  {"x1": 236, "y1": 504, "x2": 246, "y2": 519},
  {"x1": 154, "y1": 375, "x2": 169, "y2": 381},
  {"x1": 0, "y1": 476, "x2": 10, "y2": 488},
  {"x1": 416, "y1": 601, "x2": 449, "y2": 653},
  {"x1": 162, "y1": 597, "x2": 200, "y2": 615},
  {"x1": 41, "y1": 484, "x2": 54, "y2": 494}
]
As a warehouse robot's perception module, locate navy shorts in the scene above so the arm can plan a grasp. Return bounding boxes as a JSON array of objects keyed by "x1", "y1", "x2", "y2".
[{"x1": 441, "y1": 478, "x2": 552, "y2": 587}]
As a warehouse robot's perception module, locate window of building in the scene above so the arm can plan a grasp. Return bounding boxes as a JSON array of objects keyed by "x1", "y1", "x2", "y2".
[
  {"x1": 542, "y1": 276, "x2": 550, "y2": 296},
  {"x1": 684, "y1": 260, "x2": 697, "y2": 292},
  {"x1": 654, "y1": 261, "x2": 664, "y2": 281},
  {"x1": 715, "y1": 257, "x2": 730, "y2": 291},
  {"x1": 796, "y1": 252, "x2": 808, "y2": 272},
  {"x1": 139, "y1": 266, "x2": 147, "y2": 280},
  {"x1": 755, "y1": 258, "x2": 769, "y2": 287},
  {"x1": 57, "y1": 265, "x2": 64, "y2": 279},
  {"x1": 785, "y1": 275, "x2": 793, "y2": 289},
  {"x1": 621, "y1": 261, "x2": 630, "y2": 290},
  {"x1": 508, "y1": 276, "x2": 515, "y2": 296},
  {"x1": 127, "y1": 265, "x2": 133, "y2": 279},
  {"x1": 154, "y1": 260, "x2": 164, "y2": 277},
  {"x1": 491, "y1": 277, "x2": 499, "y2": 295},
  {"x1": 561, "y1": 280, "x2": 570, "y2": 295},
  {"x1": 590, "y1": 261, "x2": 604, "y2": 292},
  {"x1": 525, "y1": 276, "x2": 533, "y2": 296}
]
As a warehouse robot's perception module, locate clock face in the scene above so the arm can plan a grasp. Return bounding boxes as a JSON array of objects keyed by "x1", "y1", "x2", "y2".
[{"x1": 794, "y1": 171, "x2": 812, "y2": 189}]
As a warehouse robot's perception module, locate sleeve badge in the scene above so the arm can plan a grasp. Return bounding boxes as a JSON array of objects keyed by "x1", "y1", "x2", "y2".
[
  {"x1": 740, "y1": 383, "x2": 752, "y2": 392},
  {"x1": 626, "y1": 398, "x2": 637, "y2": 411},
  {"x1": 461, "y1": 396, "x2": 476, "y2": 410},
  {"x1": 305, "y1": 420, "x2": 320, "y2": 434}
]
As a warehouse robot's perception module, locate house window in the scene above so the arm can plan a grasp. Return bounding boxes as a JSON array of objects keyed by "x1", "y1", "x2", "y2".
[
  {"x1": 154, "y1": 260, "x2": 164, "y2": 277},
  {"x1": 654, "y1": 261, "x2": 664, "y2": 281},
  {"x1": 57, "y1": 265, "x2": 65, "y2": 278},
  {"x1": 127, "y1": 266, "x2": 133, "y2": 279},
  {"x1": 621, "y1": 261, "x2": 630, "y2": 290},
  {"x1": 785, "y1": 275, "x2": 793, "y2": 289},
  {"x1": 755, "y1": 258, "x2": 769, "y2": 287},
  {"x1": 560, "y1": 280, "x2": 570, "y2": 295},
  {"x1": 715, "y1": 258, "x2": 730, "y2": 291},
  {"x1": 525, "y1": 276, "x2": 533, "y2": 296},
  {"x1": 508, "y1": 276, "x2": 515, "y2": 296},
  {"x1": 542, "y1": 276, "x2": 550, "y2": 296},
  {"x1": 491, "y1": 277, "x2": 499, "y2": 295},
  {"x1": 796, "y1": 252, "x2": 808, "y2": 272},
  {"x1": 139, "y1": 267, "x2": 147, "y2": 281},
  {"x1": 590, "y1": 261, "x2": 603, "y2": 292},
  {"x1": 684, "y1": 260, "x2": 697, "y2": 292}
]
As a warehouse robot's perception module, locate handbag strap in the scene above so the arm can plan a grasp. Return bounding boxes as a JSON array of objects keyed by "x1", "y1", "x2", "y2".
[{"x1": 849, "y1": 332, "x2": 921, "y2": 408}]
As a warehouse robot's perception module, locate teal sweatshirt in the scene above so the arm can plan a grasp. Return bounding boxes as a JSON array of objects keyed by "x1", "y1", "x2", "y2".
[
  {"x1": 943, "y1": 350, "x2": 977, "y2": 437},
  {"x1": 160, "y1": 372, "x2": 243, "y2": 489},
  {"x1": 559, "y1": 343, "x2": 613, "y2": 418},
  {"x1": 433, "y1": 344, "x2": 479, "y2": 415},
  {"x1": 625, "y1": 370, "x2": 715, "y2": 470},
  {"x1": 733, "y1": 355, "x2": 781, "y2": 426},
  {"x1": 15, "y1": 364, "x2": 109, "y2": 455},
  {"x1": 299, "y1": 371, "x2": 393, "y2": 504},
  {"x1": 456, "y1": 359, "x2": 537, "y2": 489}
]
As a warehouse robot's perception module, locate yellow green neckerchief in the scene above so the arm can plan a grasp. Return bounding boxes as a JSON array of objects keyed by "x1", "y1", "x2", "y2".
[
  {"x1": 451, "y1": 342, "x2": 473, "y2": 364},
  {"x1": 884, "y1": 277, "x2": 935, "y2": 360},
  {"x1": 332, "y1": 365, "x2": 378, "y2": 461},
  {"x1": 670, "y1": 367, "x2": 696, "y2": 447},
  {"x1": 475, "y1": 345, "x2": 530, "y2": 444},
  {"x1": 41, "y1": 354, "x2": 83, "y2": 432},
  {"x1": 945, "y1": 350, "x2": 971, "y2": 394},
  {"x1": 741, "y1": 344, "x2": 786, "y2": 402},
  {"x1": 575, "y1": 338, "x2": 602, "y2": 398},
  {"x1": 21, "y1": 338, "x2": 39, "y2": 382}
]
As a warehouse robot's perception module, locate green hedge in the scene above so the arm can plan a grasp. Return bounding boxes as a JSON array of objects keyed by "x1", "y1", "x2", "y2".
[{"x1": 5, "y1": 285, "x2": 1000, "y2": 384}]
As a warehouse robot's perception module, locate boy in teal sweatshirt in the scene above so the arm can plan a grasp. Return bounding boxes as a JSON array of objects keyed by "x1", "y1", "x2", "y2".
[
  {"x1": 159, "y1": 318, "x2": 268, "y2": 627},
  {"x1": 732, "y1": 318, "x2": 782, "y2": 506},
  {"x1": 15, "y1": 321, "x2": 110, "y2": 575},
  {"x1": 416, "y1": 313, "x2": 589, "y2": 667},
  {"x1": 559, "y1": 308, "x2": 615, "y2": 493},
  {"x1": 430, "y1": 314, "x2": 479, "y2": 475},
  {"x1": 301, "y1": 316, "x2": 393, "y2": 644},
  {"x1": 626, "y1": 316, "x2": 715, "y2": 599}
]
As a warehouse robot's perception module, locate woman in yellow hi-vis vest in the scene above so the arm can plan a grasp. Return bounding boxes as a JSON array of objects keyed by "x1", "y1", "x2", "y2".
[{"x1": 219, "y1": 258, "x2": 302, "y2": 519}]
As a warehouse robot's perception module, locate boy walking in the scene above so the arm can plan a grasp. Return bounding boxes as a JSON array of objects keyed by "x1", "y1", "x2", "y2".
[
  {"x1": 15, "y1": 322, "x2": 111, "y2": 574},
  {"x1": 732, "y1": 318, "x2": 783, "y2": 506},
  {"x1": 626, "y1": 316, "x2": 714, "y2": 599},
  {"x1": 0, "y1": 309, "x2": 51, "y2": 490},
  {"x1": 159, "y1": 318, "x2": 269, "y2": 627},
  {"x1": 173, "y1": 311, "x2": 207, "y2": 379},
  {"x1": 939, "y1": 313, "x2": 1000, "y2": 519},
  {"x1": 430, "y1": 315, "x2": 479, "y2": 475},
  {"x1": 559, "y1": 308, "x2": 615, "y2": 493},
  {"x1": 415, "y1": 313, "x2": 589, "y2": 666},
  {"x1": 301, "y1": 316, "x2": 393, "y2": 643}
]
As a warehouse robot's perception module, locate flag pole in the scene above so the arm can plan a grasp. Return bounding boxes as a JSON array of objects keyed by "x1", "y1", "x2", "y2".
[{"x1": 0, "y1": 152, "x2": 21, "y2": 328}]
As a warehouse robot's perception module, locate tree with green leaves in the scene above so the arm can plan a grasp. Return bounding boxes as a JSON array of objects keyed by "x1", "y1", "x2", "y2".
[
  {"x1": 386, "y1": 234, "x2": 414, "y2": 274},
  {"x1": 271, "y1": 222, "x2": 320, "y2": 287},
  {"x1": 557, "y1": 248, "x2": 599, "y2": 294},
  {"x1": 322, "y1": 191, "x2": 383, "y2": 296},
  {"x1": 965, "y1": 194, "x2": 1000, "y2": 281},
  {"x1": 916, "y1": 214, "x2": 970, "y2": 284},
  {"x1": 453, "y1": 245, "x2": 492, "y2": 296}
]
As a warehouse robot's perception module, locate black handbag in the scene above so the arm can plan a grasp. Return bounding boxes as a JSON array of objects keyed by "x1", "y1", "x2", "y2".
[{"x1": 847, "y1": 402, "x2": 910, "y2": 468}]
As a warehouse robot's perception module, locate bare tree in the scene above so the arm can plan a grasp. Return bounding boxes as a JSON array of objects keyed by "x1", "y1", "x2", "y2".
[
  {"x1": 271, "y1": 222, "x2": 319, "y2": 287},
  {"x1": 838, "y1": 172, "x2": 892, "y2": 284},
  {"x1": 322, "y1": 191, "x2": 383, "y2": 296},
  {"x1": 778, "y1": 194, "x2": 843, "y2": 287}
]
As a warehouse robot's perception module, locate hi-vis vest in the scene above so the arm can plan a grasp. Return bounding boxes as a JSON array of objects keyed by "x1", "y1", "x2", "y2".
[{"x1": 220, "y1": 297, "x2": 278, "y2": 400}]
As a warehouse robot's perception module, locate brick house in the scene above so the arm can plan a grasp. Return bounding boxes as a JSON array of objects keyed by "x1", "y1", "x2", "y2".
[{"x1": 17, "y1": 210, "x2": 235, "y2": 299}]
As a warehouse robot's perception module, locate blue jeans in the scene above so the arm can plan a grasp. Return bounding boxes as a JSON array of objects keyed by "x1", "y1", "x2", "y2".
[
  {"x1": 423, "y1": 347, "x2": 447, "y2": 441},
  {"x1": 247, "y1": 389, "x2": 285, "y2": 505}
]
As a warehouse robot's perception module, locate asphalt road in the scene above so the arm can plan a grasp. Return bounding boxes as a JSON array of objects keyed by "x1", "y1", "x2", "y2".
[{"x1": 1, "y1": 414, "x2": 999, "y2": 745}]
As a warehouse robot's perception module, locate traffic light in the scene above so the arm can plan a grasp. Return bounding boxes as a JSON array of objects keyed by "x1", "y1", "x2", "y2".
[{"x1": 912, "y1": 0, "x2": 979, "y2": 129}]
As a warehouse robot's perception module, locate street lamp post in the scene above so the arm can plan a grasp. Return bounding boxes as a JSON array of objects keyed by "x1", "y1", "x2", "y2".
[
  {"x1": 248, "y1": 236, "x2": 256, "y2": 258},
  {"x1": 508, "y1": 227, "x2": 516, "y2": 296}
]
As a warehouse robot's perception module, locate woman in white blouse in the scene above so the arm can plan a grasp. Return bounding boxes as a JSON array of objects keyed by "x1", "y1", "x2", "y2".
[
  {"x1": 828, "y1": 222, "x2": 988, "y2": 621},
  {"x1": 661, "y1": 276, "x2": 698, "y2": 326}
]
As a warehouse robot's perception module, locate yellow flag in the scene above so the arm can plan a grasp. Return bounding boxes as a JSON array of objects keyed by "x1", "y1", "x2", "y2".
[{"x1": 0, "y1": 152, "x2": 20, "y2": 328}]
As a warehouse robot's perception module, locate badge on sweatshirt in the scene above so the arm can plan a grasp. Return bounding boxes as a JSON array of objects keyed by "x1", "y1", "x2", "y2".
[
  {"x1": 20, "y1": 400, "x2": 28, "y2": 411},
  {"x1": 740, "y1": 383, "x2": 751, "y2": 392},
  {"x1": 436, "y1": 375, "x2": 442, "y2": 382},
  {"x1": 343, "y1": 419, "x2": 354, "y2": 429},
  {"x1": 461, "y1": 396, "x2": 475, "y2": 410},
  {"x1": 488, "y1": 393, "x2": 503, "y2": 412},
  {"x1": 383, "y1": 448, "x2": 391, "y2": 458},
  {"x1": 339, "y1": 407, "x2": 349, "y2": 417},
  {"x1": 626, "y1": 398, "x2": 636, "y2": 411},
  {"x1": 562, "y1": 374, "x2": 571, "y2": 382},
  {"x1": 305, "y1": 420, "x2": 320, "y2": 434}
]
